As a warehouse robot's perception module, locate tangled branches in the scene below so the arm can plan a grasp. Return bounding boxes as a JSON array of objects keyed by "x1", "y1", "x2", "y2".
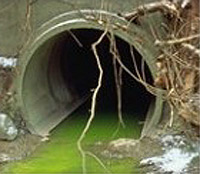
[
  {"x1": 123, "y1": 0, "x2": 200, "y2": 127},
  {"x1": 153, "y1": 0, "x2": 200, "y2": 127}
]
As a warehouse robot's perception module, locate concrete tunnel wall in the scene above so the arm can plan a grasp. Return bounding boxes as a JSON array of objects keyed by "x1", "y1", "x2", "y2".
[{"x1": 15, "y1": 9, "x2": 164, "y2": 137}]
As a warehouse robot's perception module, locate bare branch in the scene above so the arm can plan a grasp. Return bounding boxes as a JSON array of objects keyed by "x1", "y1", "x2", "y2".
[
  {"x1": 155, "y1": 34, "x2": 200, "y2": 46},
  {"x1": 121, "y1": 0, "x2": 179, "y2": 21},
  {"x1": 182, "y1": 43, "x2": 200, "y2": 57}
]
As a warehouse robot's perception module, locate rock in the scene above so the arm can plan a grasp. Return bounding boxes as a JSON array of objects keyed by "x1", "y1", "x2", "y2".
[
  {"x1": 93, "y1": 137, "x2": 163, "y2": 160},
  {"x1": 0, "y1": 113, "x2": 18, "y2": 141},
  {"x1": 100, "y1": 138, "x2": 140, "y2": 159}
]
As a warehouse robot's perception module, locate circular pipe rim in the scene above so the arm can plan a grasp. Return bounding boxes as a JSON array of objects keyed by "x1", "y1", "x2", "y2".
[{"x1": 16, "y1": 10, "x2": 163, "y2": 135}]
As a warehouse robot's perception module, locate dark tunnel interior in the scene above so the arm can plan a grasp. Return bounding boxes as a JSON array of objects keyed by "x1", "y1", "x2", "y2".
[{"x1": 49, "y1": 29, "x2": 155, "y2": 122}]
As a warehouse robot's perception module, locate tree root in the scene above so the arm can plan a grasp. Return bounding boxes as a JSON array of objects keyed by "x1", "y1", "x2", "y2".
[{"x1": 77, "y1": 29, "x2": 110, "y2": 174}]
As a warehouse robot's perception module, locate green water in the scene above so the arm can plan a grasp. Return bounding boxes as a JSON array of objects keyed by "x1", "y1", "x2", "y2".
[{"x1": 2, "y1": 111, "x2": 142, "y2": 174}]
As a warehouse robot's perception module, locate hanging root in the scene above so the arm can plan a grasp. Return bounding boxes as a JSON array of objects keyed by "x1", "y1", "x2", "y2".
[
  {"x1": 77, "y1": 29, "x2": 110, "y2": 174},
  {"x1": 109, "y1": 34, "x2": 161, "y2": 97},
  {"x1": 109, "y1": 33, "x2": 126, "y2": 128},
  {"x1": 113, "y1": 58, "x2": 125, "y2": 128}
]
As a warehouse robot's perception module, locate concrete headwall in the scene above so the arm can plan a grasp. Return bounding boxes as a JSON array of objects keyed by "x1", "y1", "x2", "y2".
[{"x1": 0, "y1": 0, "x2": 166, "y2": 137}]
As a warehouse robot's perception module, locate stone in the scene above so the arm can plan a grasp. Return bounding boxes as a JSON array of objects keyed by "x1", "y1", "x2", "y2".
[{"x1": 0, "y1": 113, "x2": 18, "y2": 141}]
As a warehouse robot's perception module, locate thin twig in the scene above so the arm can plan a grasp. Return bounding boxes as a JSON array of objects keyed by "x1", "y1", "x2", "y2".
[
  {"x1": 141, "y1": 59, "x2": 146, "y2": 83},
  {"x1": 130, "y1": 45, "x2": 143, "y2": 82},
  {"x1": 68, "y1": 30, "x2": 83, "y2": 47}
]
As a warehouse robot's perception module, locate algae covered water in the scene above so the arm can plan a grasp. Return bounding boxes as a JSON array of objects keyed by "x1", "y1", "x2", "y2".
[{"x1": 2, "y1": 109, "x2": 142, "y2": 173}]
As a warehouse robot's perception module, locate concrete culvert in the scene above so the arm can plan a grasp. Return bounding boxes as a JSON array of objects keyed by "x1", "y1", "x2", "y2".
[{"x1": 17, "y1": 13, "x2": 163, "y2": 136}]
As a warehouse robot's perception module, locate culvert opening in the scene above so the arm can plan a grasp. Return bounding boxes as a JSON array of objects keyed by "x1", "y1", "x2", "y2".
[{"x1": 21, "y1": 28, "x2": 155, "y2": 135}]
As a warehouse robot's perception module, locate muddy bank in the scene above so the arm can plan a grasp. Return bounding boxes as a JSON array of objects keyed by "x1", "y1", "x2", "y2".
[{"x1": 0, "y1": 133, "x2": 41, "y2": 164}]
